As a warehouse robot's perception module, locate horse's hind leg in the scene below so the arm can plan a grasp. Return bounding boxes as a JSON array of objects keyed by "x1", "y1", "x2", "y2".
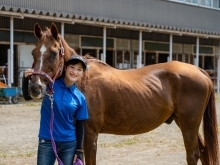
[
  {"x1": 84, "y1": 126, "x2": 99, "y2": 165},
  {"x1": 198, "y1": 134, "x2": 209, "y2": 165},
  {"x1": 174, "y1": 117, "x2": 201, "y2": 165}
]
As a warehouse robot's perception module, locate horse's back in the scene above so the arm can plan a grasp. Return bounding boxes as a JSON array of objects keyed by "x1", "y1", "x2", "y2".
[
  {"x1": 143, "y1": 61, "x2": 212, "y2": 108},
  {"x1": 138, "y1": 61, "x2": 211, "y2": 92},
  {"x1": 118, "y1": 61, "x2": 211, "y2": 98}
]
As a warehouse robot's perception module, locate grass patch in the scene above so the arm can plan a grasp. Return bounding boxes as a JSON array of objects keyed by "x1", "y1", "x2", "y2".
[
  {"x1": 99, "y1": 136, "x2": 147, "y2": 148},
  {"x1": 0, "y1": 151, "x2": 35, "y2": 159}
]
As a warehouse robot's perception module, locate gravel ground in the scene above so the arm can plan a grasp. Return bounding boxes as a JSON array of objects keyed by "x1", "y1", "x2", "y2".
[{"x1": 1, "y1": 95, "x2": 220, "y2": 165}]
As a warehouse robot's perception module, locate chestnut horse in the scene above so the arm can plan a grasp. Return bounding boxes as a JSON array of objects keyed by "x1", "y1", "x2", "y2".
[{"x1": 28, "y1": 22, "x2": 219, "y2": 165}]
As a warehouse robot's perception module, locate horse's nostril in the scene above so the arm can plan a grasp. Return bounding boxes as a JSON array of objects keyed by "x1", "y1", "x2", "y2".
[
  {"x1": 38, "y1": 84, "x2": 42, "y2": 89},
  {"x1": 28, "y1": 82, "x2": 43, "y2": 97}
]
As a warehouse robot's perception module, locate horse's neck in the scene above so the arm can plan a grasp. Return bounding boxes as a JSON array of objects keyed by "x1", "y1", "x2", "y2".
[
  {"x1": 77, "y1": 62, "x2": 117, "y2": 93},
  {"x1": 87, "y1": 60, "x2": 116, "y2": 77},
  {"x1": 60, "y1": 37, "x2": 77, "y2": 61}
]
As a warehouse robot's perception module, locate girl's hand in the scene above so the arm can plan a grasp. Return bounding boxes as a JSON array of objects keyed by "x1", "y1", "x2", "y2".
[
  {"x1": 73, "y1": 154, "x2": 77, "y2": 163},
  {"x1": 24, "y1": 69, "x2": 34, "y2": 78}
]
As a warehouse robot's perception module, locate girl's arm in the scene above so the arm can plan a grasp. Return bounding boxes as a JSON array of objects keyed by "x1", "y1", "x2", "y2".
[
  {"x1": 22, "y1": 72, "x2": 33, "y2": 101},
  {"x1": 75, "y1": 120, "x2": 85, "y2": 161}
]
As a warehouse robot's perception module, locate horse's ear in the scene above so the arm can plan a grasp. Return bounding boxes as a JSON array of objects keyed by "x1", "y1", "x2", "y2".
[
  {"x1": 50, "y1": 22, "x2": 59, "y2": 39},
  {"x1": 34, "y1": 23, "x2": 42, "y2": 39}
]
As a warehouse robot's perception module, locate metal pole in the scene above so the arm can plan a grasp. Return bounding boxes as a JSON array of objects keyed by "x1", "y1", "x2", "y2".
[
  {"x1": 9, "y1": 16, "x2": 14, "y2": 86},
  {"x1": 61, "y1": 22, "x2": 64, "y2": 37},
  {"x1": 7, "y1": 49, "x2": 11, "y2": 87},
  {"x1": 196, "y1": 37, "x2": 199, "y2": 66},
  {"x1": 103, "y1": 26, "x2": 106, "y2": 63},
  {"x1": 138, "y1": 30, "x2": 142, "y2": 68},
  {"x1": 218, "y1": 58, "x2": 220, "y2": 93},
  {"x1": 218, "y1": 41, "x2": 220, "y2": 93},
  {"x1": 169, "y1": 34, "x2": 173, "y2": 61}
]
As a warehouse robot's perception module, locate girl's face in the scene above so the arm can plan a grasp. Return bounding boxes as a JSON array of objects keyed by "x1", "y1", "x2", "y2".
[{"x1": 64, "y1": 62, "x2": 84, "y2": 87}]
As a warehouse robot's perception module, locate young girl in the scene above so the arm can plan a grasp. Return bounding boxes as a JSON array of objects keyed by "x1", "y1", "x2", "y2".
[{"x1": 22, "y1": 55, "x2": 89, "y2": 165}]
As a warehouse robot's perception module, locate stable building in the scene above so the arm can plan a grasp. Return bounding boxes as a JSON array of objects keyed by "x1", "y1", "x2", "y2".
[{"x1": 0, "y1": 0, "x2": 220, "y2": 91}]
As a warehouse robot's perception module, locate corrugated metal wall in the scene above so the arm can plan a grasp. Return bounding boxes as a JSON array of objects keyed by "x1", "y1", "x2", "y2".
[{"x1": 1, "y1": 0, "x2": 220, "y2": 32}]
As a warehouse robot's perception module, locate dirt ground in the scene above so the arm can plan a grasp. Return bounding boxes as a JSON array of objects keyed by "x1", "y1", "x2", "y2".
[{"x1": 1, "y1": 95, "x2": 220, "y2": 165}]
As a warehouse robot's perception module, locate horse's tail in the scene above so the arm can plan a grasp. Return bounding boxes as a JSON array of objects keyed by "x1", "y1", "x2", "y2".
[{"x1": 203, "y1": 83, "x2": 219, "y2": 164}]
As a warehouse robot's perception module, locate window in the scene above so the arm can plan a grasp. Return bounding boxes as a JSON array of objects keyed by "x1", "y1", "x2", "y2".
[
  {"x1": 192, "y1": 0, "x2": 199, "y2": 4},
  {"x1": 170, "y1": 0, "x2": 218, "y2": 8}
]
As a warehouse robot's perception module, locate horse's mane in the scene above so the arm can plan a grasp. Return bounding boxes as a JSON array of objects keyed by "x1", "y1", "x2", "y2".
[
  {"x1": 40, "y1": 26, "x2": 58, "y2": 40},
  {"x1": 84, "y1": 54, "x2": 111, "y2": 67},
  {"x1": 41, "y1": 26, "x2": 61, "y2": 40},
  {"x1": 43, "y1": 27, "x2": 51, "y2": 35}
]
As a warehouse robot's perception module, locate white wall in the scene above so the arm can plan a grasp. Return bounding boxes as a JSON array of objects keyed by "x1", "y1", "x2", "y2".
[
  {"x1": 18, "y1": 45, "x2": 34, "y2": 86},
  {"x1": 19, "y1": 45, "x2": 34, "y2": 67}
]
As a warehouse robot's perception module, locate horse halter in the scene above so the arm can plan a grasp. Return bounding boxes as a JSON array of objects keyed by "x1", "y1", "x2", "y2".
[{"x1": 31, "y1": 40, "x2": 65, "y2": 94}]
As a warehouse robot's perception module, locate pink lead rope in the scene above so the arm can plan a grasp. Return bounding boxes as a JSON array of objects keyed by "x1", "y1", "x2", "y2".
[
  {"x1": 49, "y1": 97, "x2": 83, "y2": 165},
  {"x1": 49, "y1": 94, "x2": 64, "y2": 165}
]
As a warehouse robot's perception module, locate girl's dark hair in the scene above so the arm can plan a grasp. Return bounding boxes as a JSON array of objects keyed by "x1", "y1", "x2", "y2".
[{"x1": 66, "y1": 59, "x2": 83, "y2": 67}]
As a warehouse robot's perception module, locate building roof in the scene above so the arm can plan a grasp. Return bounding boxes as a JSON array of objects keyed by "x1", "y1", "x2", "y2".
[{"x1": 1, "y1": 5, "x2": 220, "y2": 39}]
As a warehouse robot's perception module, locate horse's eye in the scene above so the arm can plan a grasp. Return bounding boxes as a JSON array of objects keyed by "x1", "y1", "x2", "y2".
[{"x1": 51, "y1": 51, "x2": 57, "y2": 57}]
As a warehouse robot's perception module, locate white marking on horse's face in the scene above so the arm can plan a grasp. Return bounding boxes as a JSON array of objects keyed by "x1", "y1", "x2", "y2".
[
  {"x1": 34, "y1": 78, "x2": 44, "y2": 99},
  {"x1": 39, "y1": 44, "x2": 46, "y2": 70},
  {"x1": 36, "y1": 77, "x2": 42, "y2": 86}
]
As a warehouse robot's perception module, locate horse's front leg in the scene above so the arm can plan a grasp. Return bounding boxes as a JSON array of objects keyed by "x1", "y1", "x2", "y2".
[{"x1": 84, "y1": 125, "x2": 99, "y2": 165}]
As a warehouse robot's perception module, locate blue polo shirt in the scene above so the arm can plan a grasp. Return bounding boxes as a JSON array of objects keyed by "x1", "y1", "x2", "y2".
[{"x1": 38, "y1": 77, "x2": 89, "y2": 142}]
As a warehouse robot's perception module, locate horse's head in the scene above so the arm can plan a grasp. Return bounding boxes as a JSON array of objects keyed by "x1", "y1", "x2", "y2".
[{"x1": 29, "y1": 22, "x2": 66, "y2": 98}]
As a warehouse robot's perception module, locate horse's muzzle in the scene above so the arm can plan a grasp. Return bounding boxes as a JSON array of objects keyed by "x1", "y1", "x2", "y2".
[{"x1": 28, "y1": 82, "x2": 45, "y2": 99}]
